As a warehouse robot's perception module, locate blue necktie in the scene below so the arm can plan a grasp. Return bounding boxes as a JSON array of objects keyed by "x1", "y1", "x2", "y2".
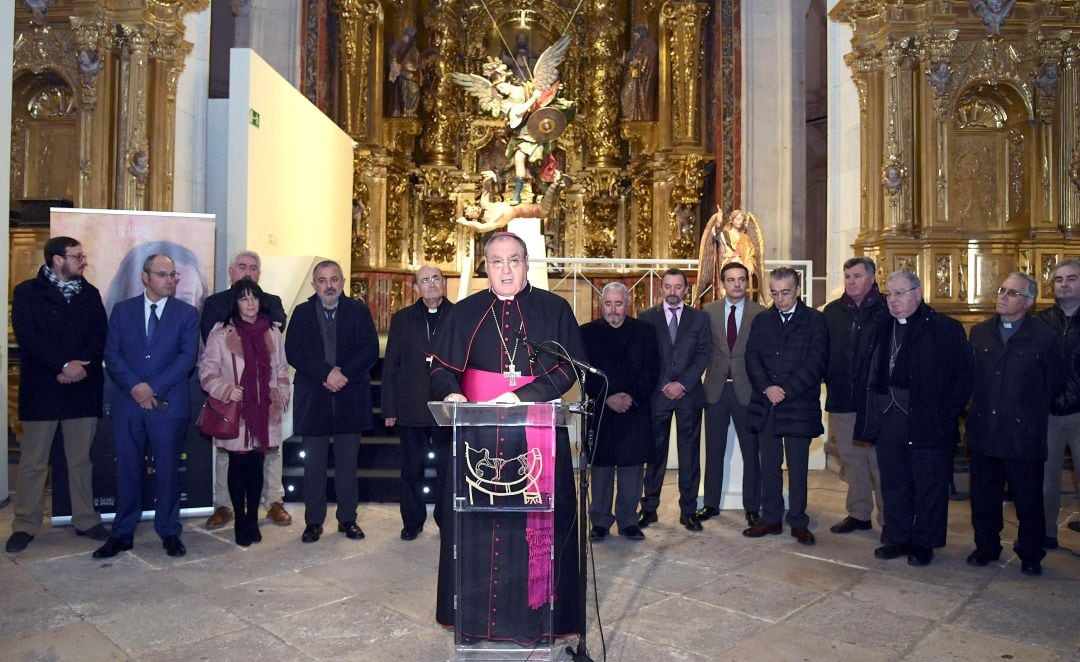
[{"x1": 147, "y1": 303, "x2": 159, "y2": 343}]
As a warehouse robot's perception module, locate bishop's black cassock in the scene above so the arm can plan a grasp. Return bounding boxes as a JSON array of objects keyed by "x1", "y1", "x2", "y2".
[{"x1": 428, "y1": 283, "x2": 585, "y2": 644}]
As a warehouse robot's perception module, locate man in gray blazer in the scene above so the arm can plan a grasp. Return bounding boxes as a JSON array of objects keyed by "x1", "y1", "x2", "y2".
[
  {"x1": 639, "y1": 268, "x2": 713, "y2": 531},
  {"x1": 699, "y1": 262, "x2": 767, "y2": 526}
]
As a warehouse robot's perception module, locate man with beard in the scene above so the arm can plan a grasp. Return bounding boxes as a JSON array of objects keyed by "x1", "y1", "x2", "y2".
[
  {"x1": 823, "y1": 257, "x2": 888, "y2": 537},
  {"x1": 428, "y1": 232, "x2": 585, "y2": 645},
  {"x1": 381, "y1": 264, "x2": 453, "y2": 540},
  {"x1": 967, "y1": 273, "x2": 1061, "y2": 575},
  {"x1": 638, "y1": 269, "x2": 712, "y2": 532},
  {"x1": 858, "y1": 270, "x2": 972, "y2": 567},
  {"x1": 7, "y1": 236, "x2": 109, "y2": 554},
  {"x1": 285, "y1": 260, "x2": 379, "y2": 544},
  {"x1": 580, "y1": 282, "x2": 659, "y2": 541}
]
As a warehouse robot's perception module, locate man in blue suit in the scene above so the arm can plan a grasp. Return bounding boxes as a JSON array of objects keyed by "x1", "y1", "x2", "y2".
[{"x1": 94, "y1": 253, "x2": 199, "y2": 559}]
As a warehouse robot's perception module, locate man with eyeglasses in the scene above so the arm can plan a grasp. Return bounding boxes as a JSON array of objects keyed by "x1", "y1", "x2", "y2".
[
  {"x1": 856, "y1": 270, "x2": 971, "y2": 567},
  {"x1": 1034, "y1": 259, "x2": 1080, "y2": 547},
  {"x1": 967, "y1": 273, "x2": 1062, "y2": 576},
  {"x1": 6, "y1": 237, "x2": 110, "y2": 554},
  {"x1": 823, "y1": 257, "x2": 889, "y2": 538},
  {"x1": 381, "y1": 264, "x2": 453, "y2": 540},
  {"x1": 95, "y1": 253, "x2": 200, "y2": 559},
  {"x1": 427, "y1": 232, "x2": 586, "y2": 644},
  {"x1": 200, "y1": 250, "x2": 290, "y2": 530},
  {"x1": 744, "y1": 267, "x2": 827, "y2": 545}
]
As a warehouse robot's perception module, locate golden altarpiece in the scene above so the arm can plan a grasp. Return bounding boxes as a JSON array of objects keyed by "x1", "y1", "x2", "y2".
[
  {"x1": 832, "y1": 0, "x2": 1080, "y2": 320},
  {"x1": 330, "y1": 0, "x2": 717, "y2": 316}
]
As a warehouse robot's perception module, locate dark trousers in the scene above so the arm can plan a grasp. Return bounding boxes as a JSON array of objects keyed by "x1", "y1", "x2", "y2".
[
  {"x1": 703, "y1": 386, "x2": 757, "y2": 511},
  {"x1": 590, "y1": 464, "x2": 645, "y2": 530},
  {"x1": 757, "y1": 413, "x2": 811, "y2": 528},
  {"x1": 399, "y1": 425, "x2": 448, "y2": 530},
  {"x1": 875, "y1": 409, "x2": 951, "y2": 550},
  {"x1": 642, "y1": 399, "x2": 703, "y2": 516},
  {"x1": 112, "y1": 414, "x2": 188, "y2": 542},
  {"x1": 302, "y1": 433, "x2": 361, "y2": 526},
  {"x1": 227, "y1": 450, "x2": 264, "y2": 523},
  {"x1": 970, "y1": 454, "x2": 1046, "y2": 563}
]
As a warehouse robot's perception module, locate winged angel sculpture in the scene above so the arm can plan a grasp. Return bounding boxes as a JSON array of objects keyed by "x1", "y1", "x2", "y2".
[
  {"x1": 452, "y1": 34, "x2": 575, "y2": 207},
  {"x1": 698, "y1": 208, "x2": 766, "y2": 303}
]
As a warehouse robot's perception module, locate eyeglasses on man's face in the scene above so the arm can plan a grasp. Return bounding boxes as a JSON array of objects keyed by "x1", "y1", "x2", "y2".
[
  {"x1": 419, "y1": 275, "x2": 443, "y2": 285},
  {"x1": 996, "y1": 286, "x2": 1031, "y2": 299},
  {"x1": 148, "y1": 271, "x2": 179, "y2": 279},
  {"x1": 65, "y1": 253, "x2": 87, "y2": 262},
  {"x1": 884, "y1": 286, "x2": 918, "y2": 300}
]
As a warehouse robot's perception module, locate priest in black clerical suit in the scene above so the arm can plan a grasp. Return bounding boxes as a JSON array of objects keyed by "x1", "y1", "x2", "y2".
[{"x1": 428, "y1": 232, "x2": 585, "y2": 645}]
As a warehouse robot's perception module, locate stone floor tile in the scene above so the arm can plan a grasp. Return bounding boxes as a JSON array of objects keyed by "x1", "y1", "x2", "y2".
[
  {"x1": 842, "y1": 572, "x2": 972, "y2": 621},
  {"x1": 369, "y1": 573, "x2": 439, "y2": 624},
  {"x1": 614, "y1": 595, "x2": 768, "y2": 657},
  {"x1": 89, "y1": 593, "x2": 248, "y2": 657},
  {"x1": 0, "y1": 621, "x2": 128, "y2": 661},
  {"x1": 716, "y1": 622, "x2": 892, "y2": 662},
  {"x1": 737, "y1": 549, "x2": 867, "y2": 593},
  {"x1": 590, "y1": 576, "x2": 673, "y2": 624},
  {"x1": 0, "y1": 578, "x2": 81, "y2": 639},
  {"x1": 951, "y1": 581, "x2": 1080, "y2": 653},
  {"x1": 686, "y1": 571, "x2": 824, "y2": 623},
  {"x1": 569, "y1": 630, "x2": 710, "y2": 661},
  {"x1": 260, "y1": 596, "x2": 426, "y2": 658},
  {"x1": 203, "y1": 569, "x2": 354, "y2": 623},
  {"x1": 782, "y1": 593, "x2": 936, "y2": 654},
  {"x1": 140, "y1": 627, "x2": 313, "y2": 662},
  {"x1": 903, "y1": 623, "x2": 1063, "y2": 661}
]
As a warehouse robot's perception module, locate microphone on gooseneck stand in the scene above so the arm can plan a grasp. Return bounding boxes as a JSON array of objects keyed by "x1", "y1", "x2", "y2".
[{"x1": 515, "y1": 330, "x2": 607, "y2": 378}]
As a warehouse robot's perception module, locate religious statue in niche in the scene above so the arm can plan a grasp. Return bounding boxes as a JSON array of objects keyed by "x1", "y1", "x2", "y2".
[
  {"x1": 77, "y1": 50, "x2": 103, "y2": 87},
  {"x1": 388, "y1": 26, "x2": 421, "y2": 117},
  {"x1": 970, "y1": 0, "x2": 1016, "y2": 34},
  {"x1": 928, "y1": 61, "x2": 952, "y2": 96},
  {"x1": 25, "y1": 0, "x2": 53, "y2": 24},
  {"x1": 129, "y1": 151, "x2": 149, "y2": 182},
  {"x1": 452, "y1": 33, "x2": 575, "y2": 206},
  {"x1": 456, "y1": 170, "x2": 574, "y2": 233},
  {"x1": 1034, "y1": 62, "x2": 1058, "y2": 97},
  {"x1": 620, "y1": 27, "x2": 658, "y2": 122},
  {"x1": 697, "y1": 208, "x2": 765, "y2": 302}
]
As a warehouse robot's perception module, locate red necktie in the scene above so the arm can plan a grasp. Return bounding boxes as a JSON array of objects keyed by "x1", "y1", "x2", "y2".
[{"x1": 726, "y1": 304, "x2": 736, "y2": 380}]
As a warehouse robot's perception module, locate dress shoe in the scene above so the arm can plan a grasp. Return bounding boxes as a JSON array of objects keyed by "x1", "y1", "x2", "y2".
[
  {"x1": 1020, "y1": 560, "x2": 1042, "y2": 576},
  {"x1": 829, "y1": 516, "x2": 872, "y2": 534},
  {"x1": 75, "y1": 523, "x2": 112, "y2": 541},
  {"x1": 791, "y1": 526, "x2": 816, "y2": 545},
  {"x1": 301, "y1": 524, "x2": 323, "y2": 543},
  {"x1": 589, "y1": 526, "x2": 608, "y2": 541},
  {"x1": 619, "y1": 525, "x2": 645, "y2": 541},
  {"x1": 205, "y1": 506, "x2": 233, "y2": 528},
  {"x1": 1043, "y1": 536, "x2": 1059, "y2": 550},
  {"x1": 1069, "y1": 521, "x2": 1080, "y2": 533},
  {"x1": 966, "y1": 549, "x2": 1001, "y2": 567},
  {"x1": 5, "y1": 531, "x2": 33, "y2": 554},
  {"x1": 401, "y1": 526, "x2": 422, "y2": 541},
  {"x1": 92, "y1": 537, "x2": 133, "y2": 559},
  {"x1": 680, "y1": 513, "x2": 703, "y2": 532},
  {"x1": 266, "y1": 502, "x2": 292, "y2": 525},
  {"x1": 638, "y1": 511, "x2": 658, "y2": 528},
  {"x1": 745, "y1": 511, "x2": 763, "y2": 526},
  {"x1": 695, "y1": 506, "x2": 720, "y2": 521},
  {"x1": 163, "y1": 536, "x2": 186, "y2": 558},
  {"x1": 907, "y1": 546, "x2": 933, "y2": 567},
  {"x1": 338, "y1": 521, "x2": 365, "y2": 540},
  {"x1": 743, "y1": 523, "x2": 782, "y2": 538},
  {"x1": 874, "y1": 543, "x2": 907, "y2": 560}
]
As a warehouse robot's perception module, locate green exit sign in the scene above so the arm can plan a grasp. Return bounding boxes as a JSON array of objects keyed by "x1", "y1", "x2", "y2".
[{"x1": 249, "y1": 109, "x2": 260, "y2": 128}]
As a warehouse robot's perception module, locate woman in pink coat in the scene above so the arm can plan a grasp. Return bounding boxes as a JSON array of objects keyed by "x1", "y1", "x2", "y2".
[{"x1": 199, "y1": 278, "x2": 290, "y2": 545}]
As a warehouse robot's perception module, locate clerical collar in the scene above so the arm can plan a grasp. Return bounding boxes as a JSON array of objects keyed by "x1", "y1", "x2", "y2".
[
  {"x1": 896, "y1": 317, "x2": 908, "y2": 325},
  {"x1": 1000, "y1": 316, "x2": 1024, "y2": 329}
]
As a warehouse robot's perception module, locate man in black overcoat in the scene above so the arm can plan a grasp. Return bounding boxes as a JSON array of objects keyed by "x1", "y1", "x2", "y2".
[
  {"x1": 7, "y1": 236, "x2": 109, "y2": 554},
  {"x1": 381, "y1": 264, "x2": 452, "y2": 540},
  {"x1": 580, "y1": 282, "x2": 659, "y2": 541},
  {"x1": 285, "y1": 260, "x2": 379, "y2": 543},
  {"x1": 744, "y1": 266, "x2": 827, "y2": 545},
  {"x1": 856, "y1": 270, "x2": 972, "y2": 567},
  {"x1": 967, "y1": 272, "x2": 1062, "y2": 576}
]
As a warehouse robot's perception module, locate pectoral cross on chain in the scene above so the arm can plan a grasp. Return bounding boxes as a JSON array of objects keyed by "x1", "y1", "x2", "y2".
[{"x1": 503, "y1": 363, "x2": 521, "y2": 386}]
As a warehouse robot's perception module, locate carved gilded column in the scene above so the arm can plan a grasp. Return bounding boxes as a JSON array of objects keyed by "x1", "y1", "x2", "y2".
[
  {"x1": 70, "y1": 15, "x2": 108, "y2": 208},
  {"x1": 920, "y1": 30, "x2": 958, "y2": 236},
  {"x1": 1063, "y1": 44, "x2": 1080, "y2": 235},
  {"x1": 845, "y1": 46, "x2": 883, "y2": 242},
  {"x1": 661, "y1": 1, "x2": 709, "y2": 148},
  {"x1": 1033, "y1": 32, "x2": 1069, "y2": 235},
  {"x1": 333, "y1": 0, "x2": 382, "y2": 142},
  {"x1": 581, "y1": 171, "x2": 620, "y2": 259},
  {"x1": 583, "y1": 0, "x2": 621, "y2": 168},
  {"x1": 420, "y1": 2, "x2": 461, "y2": 166},
  {"x1": 881, "y1": 36, "x2": 916, "y2": 235},
  {"x1": 149, "y1": 33, "x2": 192, "y2": 212},
  {"x1": 116, "y1": 25, "x2": 152, "y2": 211}
]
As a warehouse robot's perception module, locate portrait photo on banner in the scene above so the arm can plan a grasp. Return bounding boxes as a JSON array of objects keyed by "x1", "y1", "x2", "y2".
[{"x1": 47, "y1": 208, "x2": 217, "y2": 522}]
